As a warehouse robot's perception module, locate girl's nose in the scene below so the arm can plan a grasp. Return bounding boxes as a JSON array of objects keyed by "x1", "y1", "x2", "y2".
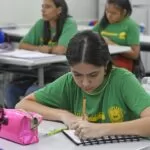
[{"x1": 82, "y1": 77, "x2": 90, "y2": 88}]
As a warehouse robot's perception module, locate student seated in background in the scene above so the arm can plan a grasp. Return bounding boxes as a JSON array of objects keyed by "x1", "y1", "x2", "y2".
[
  {"x1": 5, "y1": 0, "x2": 77, "y2": 108},
  {"x1": 93, "y1": 0, "x2": 140, "y2": 72},
  {"x1": 16, "y1": 30, "x2": 150, "y2": 139}
]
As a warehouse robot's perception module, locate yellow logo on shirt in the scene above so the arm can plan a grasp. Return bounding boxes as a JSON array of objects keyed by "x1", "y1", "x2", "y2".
[
  {"x1": 75, "y1": 112, "x2": 105, "y2": 122},
  {"x1": 108, "y1": 106, "x2": 124, "y2": 122},
  {"x1": 40, "y1": 37, "x2": 44, "y2": 43},
  {"x1": 101, "y1": 31, "x2": 117, "y2": 37},
  {"x1": 118, "y1": 32, "x2": 126, "y2": 39},
  {"x1": 39, "y1": 38, "x2": 56, "y2": 47},
  {"x1": 48, "y1": 40, "x2": 56, "y2": 47},
  {"x1": 88, "y1": 112, "x2": 105, "y2": 122},
  {"x1": 101, "y1": 31, "x2": 127, "y2": 40}
]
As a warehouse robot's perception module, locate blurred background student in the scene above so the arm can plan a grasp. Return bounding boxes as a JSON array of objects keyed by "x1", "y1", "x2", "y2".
[
  {"x1": 5, "y1": 0, "x2": 77, "y2": 108},
  {"x1": 93, "y1": 0, "x2": 140, "y2": 73}
]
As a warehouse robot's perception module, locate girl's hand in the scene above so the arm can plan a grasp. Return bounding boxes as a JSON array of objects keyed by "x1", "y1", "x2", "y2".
[
  {"x1": 71, "y1": 120, "x2": 108, "y2": 140},
  {"x1": 60, "y1": 110, "x2": 82, "y2": 128},
  {"x1": 38, "y1": 45, "x2": 51, "y2": 53}
]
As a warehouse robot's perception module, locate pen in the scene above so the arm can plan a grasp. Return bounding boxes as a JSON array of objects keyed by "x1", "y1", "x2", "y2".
[
  {"x1": 46, "y1": 127, "x2": 67, "y2": 136},
  {"x1": 82, "y1": 96, "x2": 87, "y2": 120}
]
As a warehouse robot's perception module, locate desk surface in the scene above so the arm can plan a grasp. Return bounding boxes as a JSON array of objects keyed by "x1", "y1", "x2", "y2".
[
  {"x1": 140, "y1": 35, "x2": 150, "y2": 44},
  {"x1": 0, "y1": 120, "x2": 149, "y2": 150},
  {"x1": 0, "y1": 52, "x2": 67, "y2": 68},
  {"x1": 0, "y1": 46, "x2": 130, "y2": 68},
  {"x1": 2, "y1": 27, "x2": 29, "y2": 37}
]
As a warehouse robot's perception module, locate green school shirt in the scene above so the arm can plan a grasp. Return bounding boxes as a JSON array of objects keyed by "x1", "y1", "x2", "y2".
[
  {"x1": 93, "y1": 17, "x2": 140, "y2": 46},
  {"x1": 21, "y1": 17, "x2": 77, "y2": 47},
  {"x1": 34, "y1": 68, "x2": 150, "y2": 123}
]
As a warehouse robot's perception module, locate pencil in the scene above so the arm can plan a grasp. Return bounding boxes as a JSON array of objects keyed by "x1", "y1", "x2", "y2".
[
  {"x1": 46, "y1": 127, "x2": 67, "y2": 136},
  {"x1": 82, "y1": 96, "x2": 86, "y2": 120}
]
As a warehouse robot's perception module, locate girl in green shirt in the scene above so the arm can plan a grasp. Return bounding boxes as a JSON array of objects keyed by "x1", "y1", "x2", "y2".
[
  {"x1": 93, "y1": 0, "x2": 140, "y2": 73},
  {"x1": 5, "y1": 0, "x2": 77, "y2": 108},
  {"x1": 16, "y1": 30, "x2": 150, "y2": 140}
]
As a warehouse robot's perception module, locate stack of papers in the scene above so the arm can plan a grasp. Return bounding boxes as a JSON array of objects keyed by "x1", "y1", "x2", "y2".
[{"x1": 0, "y1": 49, "x2": 56, "y2": 59}]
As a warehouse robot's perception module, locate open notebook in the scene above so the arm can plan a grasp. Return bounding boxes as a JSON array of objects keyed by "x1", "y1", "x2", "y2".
[
  {"x1": 63, "y1": 130, "x2": 144, "y2": 146},
  {"x1": 0, "y1": 49, "x2": 56, "y2": 59}
]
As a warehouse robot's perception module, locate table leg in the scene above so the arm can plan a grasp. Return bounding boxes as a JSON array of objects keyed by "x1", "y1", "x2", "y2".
[
  {"x1": 2, "y1": 72, "x2": 9, "y2": 107},
  {"x1": 38, "y1": 67, "x2": 44, "y2": 87}
]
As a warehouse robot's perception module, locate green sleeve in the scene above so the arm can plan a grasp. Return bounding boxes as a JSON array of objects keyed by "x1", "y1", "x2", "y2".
[
  {"x1": 121, "y1": 73, "x2": 150, "y2": 116},
  {"x1": 58, "y1": 17, "x2": 77, "y2": 47},
  {"x1": 34, "y1": 74, "x2": 71, "y2": 110},
  {"x1": 92, "y1": 23, "x2": 100, "y2": 32},
  {"x1": 127, "y1": 22, "x2": 140, "y2": 45},
  {"x1": 20, "y1": 19, "x2": 43, "y2": 45}
]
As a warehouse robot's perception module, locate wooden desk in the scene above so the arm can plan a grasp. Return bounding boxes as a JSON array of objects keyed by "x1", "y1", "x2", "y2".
[{"x1": 0, "y1": 120, "x2": 149, "y2": 150}]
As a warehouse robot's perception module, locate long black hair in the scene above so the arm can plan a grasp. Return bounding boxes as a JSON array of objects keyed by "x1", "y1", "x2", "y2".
[
  {"x1": 100, "y1": 0, "x2": 132, "y2": 30},
  {"x1": 43, "y1": 0, "x2": 69, "y2": 45},
  {"x1": 66, "y1": 30, "x2": 112, "y2": 75}
]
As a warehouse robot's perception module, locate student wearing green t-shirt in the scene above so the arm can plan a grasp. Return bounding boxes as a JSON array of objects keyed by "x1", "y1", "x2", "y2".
[
  {"x1": 5, "y1": 0, "x2": 77, "y2": 108},
  {"x1": 93, "y1": 0, "x2": 140, "y2": 72},
  {"x1": 16, "y1": 30, "x2": 150, "y2": 139}
]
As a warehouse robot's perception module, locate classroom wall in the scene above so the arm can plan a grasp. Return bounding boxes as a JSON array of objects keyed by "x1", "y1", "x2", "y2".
[
  {"x1": 0, "y1": 0, "x2": 98, "y2": 26},
  {"x1": 0, "y1": 0, "x2": 41, "y2": 25},
  {"x1": 66, "y1": 0, "x2": 98, "y2": 24}
]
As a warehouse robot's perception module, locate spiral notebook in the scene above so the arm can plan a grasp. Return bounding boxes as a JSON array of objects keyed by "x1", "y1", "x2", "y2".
[{"x1": 63, "y1": 130, "x2": 143, "y2": 146}]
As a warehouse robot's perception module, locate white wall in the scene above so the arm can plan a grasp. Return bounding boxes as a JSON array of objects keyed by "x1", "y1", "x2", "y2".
[
  {"x1": 0, "y1": 0, "x2": 42, "y2": 25},
  {"x1": 0, "y1": 0, "x2": 98, "y2": 26},
  {"x1": 66, "y1": 0, "x2": 98, "y2": 23}
]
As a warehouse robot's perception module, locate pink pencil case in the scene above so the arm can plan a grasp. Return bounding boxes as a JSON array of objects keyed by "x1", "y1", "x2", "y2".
[{"x1": 0, "y1": 108, "x2": 42, "y2": 145}]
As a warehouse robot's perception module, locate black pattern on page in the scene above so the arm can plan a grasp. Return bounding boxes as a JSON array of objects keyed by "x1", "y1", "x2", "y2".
[{"x1": 63, "y1": 130, "x2": 144, "y2": 146}]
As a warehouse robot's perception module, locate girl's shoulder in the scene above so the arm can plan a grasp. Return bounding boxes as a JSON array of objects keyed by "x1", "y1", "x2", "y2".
[
  {"x1": 110, "y1": 67, "x2": 135, "y2": 80},
  {"x1": 64, "y1": 17, "x2": 77, "y2": 25},
  {"x1": 123, "y1": 17, "x2": 139, "y2": 27},
  {"x1": 32, "y1": 19, "x2": 44, "y2": 27}
]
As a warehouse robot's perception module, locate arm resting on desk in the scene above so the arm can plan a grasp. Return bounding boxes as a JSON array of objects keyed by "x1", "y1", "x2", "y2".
[
  {"x1": 16, "y1": 93, "x2": 150, "y2": 138},
  {"x1": 19, "y1": 43, "x2": 66, "y2": 54},
  {"x1": 15, "y1": 93, "x2": 81, "y2": 128},
  {"x1": 70, "y1": 107, "x2": 150, "y2": 139}
]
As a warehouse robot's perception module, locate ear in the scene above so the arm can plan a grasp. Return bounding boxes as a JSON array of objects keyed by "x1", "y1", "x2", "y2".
[
  {"x1": 57, "y1": 7, "x2": 62, "y2": 15},
  {"x1": 123, "y1": 9, "x2": 127, "y2": 16}
]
